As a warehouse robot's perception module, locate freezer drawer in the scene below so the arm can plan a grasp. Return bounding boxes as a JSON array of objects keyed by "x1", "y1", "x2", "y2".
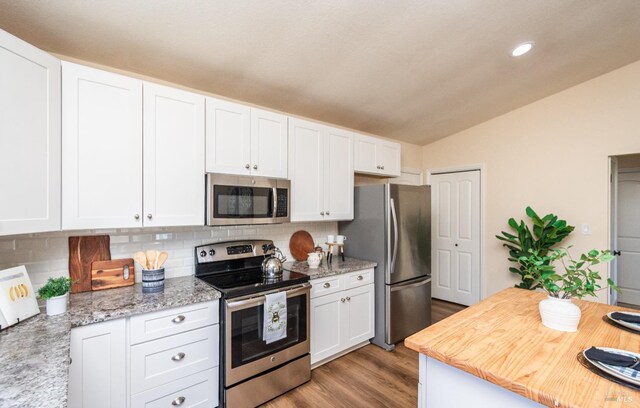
[{"x1": 386, "y1": 276, "x2": 431, "y2": 344}]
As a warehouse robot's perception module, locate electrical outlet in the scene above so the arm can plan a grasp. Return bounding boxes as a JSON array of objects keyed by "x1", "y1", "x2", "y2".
[{"x1": 581, "y1": 223, "x2": 591, "y2": 235}]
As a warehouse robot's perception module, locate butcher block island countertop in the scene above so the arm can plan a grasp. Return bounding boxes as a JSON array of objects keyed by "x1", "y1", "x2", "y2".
[{"x1": 405, "y1": 288, "x2": 640, "y2": 408}]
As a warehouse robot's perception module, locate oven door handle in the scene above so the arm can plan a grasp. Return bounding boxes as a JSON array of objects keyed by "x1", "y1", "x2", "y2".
[{"x1": 225, "y1": 283, "x2": 311, "y2": 311}]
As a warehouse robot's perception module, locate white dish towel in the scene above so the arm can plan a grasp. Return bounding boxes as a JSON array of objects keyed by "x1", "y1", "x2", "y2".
[{"x1": 263, "y1": 291, "x2": 287, "y2": 344}]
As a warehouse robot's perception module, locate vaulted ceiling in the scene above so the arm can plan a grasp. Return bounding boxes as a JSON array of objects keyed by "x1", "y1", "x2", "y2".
[{"x1": 1, "y1": 1, "x2": 639, "y2": 145}]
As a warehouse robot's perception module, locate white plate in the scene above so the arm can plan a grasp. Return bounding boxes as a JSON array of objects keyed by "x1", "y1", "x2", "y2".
[
  {"x1": 583, "y1": 347, "x2": 640, "y2": 386},
  {"x1": 607, "y1": 311, "x2": 640, "y2": 333}
]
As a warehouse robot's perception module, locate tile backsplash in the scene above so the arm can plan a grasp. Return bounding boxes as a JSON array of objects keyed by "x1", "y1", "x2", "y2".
[{"x1": 0, "y1": 222, "x2": 337, "y2": 289}]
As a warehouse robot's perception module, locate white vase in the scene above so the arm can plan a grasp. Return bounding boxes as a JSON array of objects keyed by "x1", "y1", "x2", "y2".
[
  {"x1": 538, "y1": 296, "x2": 581, "y2": 332},
  {"x1": 46, "y1": 293, "x2": 69, "y2": 316}
]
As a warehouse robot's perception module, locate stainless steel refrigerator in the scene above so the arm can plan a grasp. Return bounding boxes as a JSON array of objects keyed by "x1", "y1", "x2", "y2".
[{"x1": 339, "y1": 183, "x2": 431, "y2": 351}]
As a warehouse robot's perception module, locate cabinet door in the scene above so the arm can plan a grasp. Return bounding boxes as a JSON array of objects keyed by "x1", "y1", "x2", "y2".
[
  {"x1": 62, "y1": 62, "x2": 143, "y2": 229},
  {"x1": 69, "y1": 319, "x2": 126, "y2": 408},
  {"x1": 143, "y1": 83, "x2": 205, "y2": 227},
  {"x1": 205, "y1": 97, "x2": 251, "y2": 175},
  {"x1": 353, "y1": 134, "x2": 378, "y2": 174},
  {"x1": 344, "y1": 284, "x2": 375, "y2": 347},
  {"x1": 289, "y1": 118, "x2": 324, "y2": 222},
  {"x1": 250, "y1": 108, "x2": 288, "y2": 179},
  {"x1": 0, "y1": 30, "x2": 60, "y2": 235},
  {"x1": 324, "y1": 127, "x2": 354, "y2": 221},
  {"x1": 377, "y1": 140, "x2": 401, "y2": 177},
  {"x1": 310, "y1": 291, "x2": 345, "y2": 365}
]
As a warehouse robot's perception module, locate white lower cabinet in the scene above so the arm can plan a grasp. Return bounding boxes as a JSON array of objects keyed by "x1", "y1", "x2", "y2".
[
  {"x1": 69, "y1": 301, "x2": 220, "y2": 408},
  {"x1": 310, "y1": 269, "x2": 375, "y2": 366}
]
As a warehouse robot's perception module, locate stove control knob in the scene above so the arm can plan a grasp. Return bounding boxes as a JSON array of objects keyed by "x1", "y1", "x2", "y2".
[
  {"x1": 209, "y1": 249, "x2": 215, "y2": 256},
  {"x1": 199, "y1": 250, "x2": 206, "y2": 257}
]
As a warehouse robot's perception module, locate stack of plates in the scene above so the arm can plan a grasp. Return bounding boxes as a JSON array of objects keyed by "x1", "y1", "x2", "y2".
[
  {"x1": 607, "y1": 311, "x2": 640, "y2": 333},
  {"x1": 582, "y1": 347, "x2": 640, "y2": 387}
]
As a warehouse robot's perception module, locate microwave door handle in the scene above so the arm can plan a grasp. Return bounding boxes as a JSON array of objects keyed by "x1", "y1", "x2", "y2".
[{"x1": 273, "y1": 187, "x2": 278, "y2": 219}]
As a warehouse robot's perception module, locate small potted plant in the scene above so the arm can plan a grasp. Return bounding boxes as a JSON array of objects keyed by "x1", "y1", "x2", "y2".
[
  {"x1": 37, "y1": 277, "x2": 72, "y2": 316},
  {"x1": 518, "y1": 247, "x2": 618, "y2": 332}
]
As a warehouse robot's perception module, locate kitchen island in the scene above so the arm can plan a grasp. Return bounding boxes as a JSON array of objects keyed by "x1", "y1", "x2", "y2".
[{"x1": 405, "y1": 288, "x2": 640, "y2": 408}]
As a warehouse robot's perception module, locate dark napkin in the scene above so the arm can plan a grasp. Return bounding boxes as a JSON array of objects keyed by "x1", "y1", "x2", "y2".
[
  {"x1": 585, "y1": 347, "x2": 640, "y2": 369},
  {"x1": 611, "y1": 312, "x2": 640, "y2": 324}
]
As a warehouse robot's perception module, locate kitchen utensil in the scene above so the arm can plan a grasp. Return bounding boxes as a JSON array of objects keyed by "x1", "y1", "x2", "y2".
[
  {"x1": 307, "y1": 252, "x2": 322, "y2": 269},
  {"x1": 289, "y1": 230, "x2": 315, "y2": 261},
  {"x1": 0, "y1": 266, "x2": 39, "y2": 330},
  {"x1": 145, "y1": 250, "x2": 157, "y2": 270},
  {"x1": 69, "y1": 235, "x2": 111, "y2": 293},
  {"x1": 262, "y1": 244, "x2": 287, "y2": 278},
  {"x1": 327, "y1": 235, "x2": 335, "y2": 243},
  {"x1": 142, "y1": 268, "x2": 165, "y2": 293},
  {"x1": 91, "y1": 259, "x2": 135, "y2": 291},
  {"x1": 156, "y1": 251, "x2": 169, "y2": 269},
  {"x1": 337, "y1": 235, "x2": 347, "y2": 244},
  {"x1": 134, "y1": 251, "x2": 148, "y2": 269}
]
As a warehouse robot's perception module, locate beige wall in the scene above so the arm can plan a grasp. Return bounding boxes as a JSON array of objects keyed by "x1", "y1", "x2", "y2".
[{"x1": 422, "y1": 59, "x2": 640, "y2": 302}]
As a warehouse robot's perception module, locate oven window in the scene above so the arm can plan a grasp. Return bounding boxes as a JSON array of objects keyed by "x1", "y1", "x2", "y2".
[
  {"x1": 214, "y1": 185, "x2": 273, "y2": 218},
  {"x1": 230, "y1": 294, "x2": 307, "y2": 369}
]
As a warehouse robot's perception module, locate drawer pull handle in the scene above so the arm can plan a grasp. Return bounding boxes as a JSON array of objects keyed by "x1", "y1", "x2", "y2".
[
  {"x1": 323, "y1": 283, "x2": 331, "y2": 288},
  {"x1": 357, "y1": 275, "x2": 363, "y2": 280},
  {"x1": 171, "y1": 352, "x2": 186, "y2": 362},
  {"x1": 172, "y1": 315, "x2": 185, "y2": 323},
  {"x1": 172, "y1": 396, "x2": 185, "y2": 406}
]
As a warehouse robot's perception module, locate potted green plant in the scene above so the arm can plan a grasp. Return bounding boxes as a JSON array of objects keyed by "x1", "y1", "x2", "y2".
[
  {"x1": 37, "y1": 277, "x2": 72, "y2": 316},
  {"x1": 518, "y1": 247, "x2": 619, "y2": 332}
]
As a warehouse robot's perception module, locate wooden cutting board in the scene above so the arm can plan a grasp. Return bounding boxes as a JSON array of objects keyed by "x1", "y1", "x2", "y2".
[
  {"x1": 91, "y1": 259, "x2": 135, "y2": 291},
  {"x1": 289, "y1": 230, "x2": 315, "y2": 261},
  {"x1": 69, "y1": 235, "x2": 111, "y2": 293}
]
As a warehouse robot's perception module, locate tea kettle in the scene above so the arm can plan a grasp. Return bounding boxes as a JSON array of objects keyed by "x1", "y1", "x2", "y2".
[{"x1": 261, "y1": 244, "x2": 287, "y2": 278}]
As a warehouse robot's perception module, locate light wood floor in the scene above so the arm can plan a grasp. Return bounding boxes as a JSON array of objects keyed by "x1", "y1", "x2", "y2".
[{"x1": 262, "y1": 299, "x2": 466, "y2": 408}]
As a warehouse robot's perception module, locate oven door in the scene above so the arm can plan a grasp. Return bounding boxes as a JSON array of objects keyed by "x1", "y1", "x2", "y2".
[
  {"x1": 206, "y1": 174, "x2": 290, "y2": 225},
  {"x1": 224, "y1": 284, "x2": 310, "y2": 386}
]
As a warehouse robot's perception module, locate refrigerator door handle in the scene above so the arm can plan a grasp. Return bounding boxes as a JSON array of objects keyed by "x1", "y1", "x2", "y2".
[
  {"x1": 389, "y1": 277, "x2": 432, "y2": 292},
  {"x1": 390, "y1": 198, "x2": 399, "y2": 275}
]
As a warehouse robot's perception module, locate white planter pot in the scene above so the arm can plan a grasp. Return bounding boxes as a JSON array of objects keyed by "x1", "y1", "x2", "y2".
[
  {"x1": 46, "y1": 293, "x2": 69, "y2": 316},
  {"x1": 538, "y1": 296, "x2": 581, "y2": 332}
]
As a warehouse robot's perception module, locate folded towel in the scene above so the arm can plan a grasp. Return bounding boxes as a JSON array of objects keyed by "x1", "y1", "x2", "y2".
[
  {"x1": 263, "y1": 291, "x2": 287, "y2": 344},
  {"x1": 585, "y1": 347, "x2": 640, "y2": 370},
  {"x1": 611, "y1": 312, "x2": 640, "y2": 324}
]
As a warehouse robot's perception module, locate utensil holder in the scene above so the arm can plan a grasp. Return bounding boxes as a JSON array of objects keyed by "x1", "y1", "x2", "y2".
[{"x1": 142, "y1": 268, "x2": 165, "y2": 293}]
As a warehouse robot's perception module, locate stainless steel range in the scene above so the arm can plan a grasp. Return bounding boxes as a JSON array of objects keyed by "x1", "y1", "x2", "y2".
[{"x1": 195, "y1": 240, "x2": 311, "y2": 408}]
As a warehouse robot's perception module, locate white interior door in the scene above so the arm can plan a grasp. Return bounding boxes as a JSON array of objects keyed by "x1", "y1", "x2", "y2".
[
  {"x1": 431, "y1": 170, "x2": 481, "y2": 306},
  {"x1": 143, "y1": 83, "x2": 205, "y2": 227},
  {"x1": 617, "y1": 170, "x2": 640, "y2": 305}
]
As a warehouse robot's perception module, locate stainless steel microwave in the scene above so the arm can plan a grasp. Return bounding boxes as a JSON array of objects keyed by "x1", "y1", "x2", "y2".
[{"x1": 206, "y1": 174, "x2": 290, "y2": 226}]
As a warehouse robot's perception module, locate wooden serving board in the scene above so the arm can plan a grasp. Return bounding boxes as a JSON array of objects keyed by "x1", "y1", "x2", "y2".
[
  {"x1": 91, "y1": 259, "x2": 135, "y2": 291},
  {"x1": 289, "y1": 230, "x2": 315, "y2": 261},
  {"x1": 68, "y1": 235, "x2": 111, "y2": 293}
]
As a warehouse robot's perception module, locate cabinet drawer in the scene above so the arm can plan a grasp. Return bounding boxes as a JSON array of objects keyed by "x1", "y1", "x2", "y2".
[
  {"x1": 310, "y1": 275, "x2": 342, "y2": 298},
  {"x1": 130, "y1": 301, "x2": 219, "y2": 345},
  {"x1": 344, "y1": 269, "x2": 374, "y2": 289},
  {"x1": 131, "y1": 325, "x2": 219, "y2": 394},
  {"x1": 131, "y1": 368, "x2": 218, "y2": 408}
]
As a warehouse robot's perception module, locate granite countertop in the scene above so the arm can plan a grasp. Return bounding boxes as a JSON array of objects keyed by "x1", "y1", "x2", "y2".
[
  {"x1": 0, "y1": 275, "x2": 221, "y2": 408},
  {"x1": 284, "y1": 257, "x2": 377, "y2": 279}
]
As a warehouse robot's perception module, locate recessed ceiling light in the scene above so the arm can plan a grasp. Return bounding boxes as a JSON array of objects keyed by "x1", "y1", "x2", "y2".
[{"x1": 511, "y1": 42, "x2": 534, "y2": 57}]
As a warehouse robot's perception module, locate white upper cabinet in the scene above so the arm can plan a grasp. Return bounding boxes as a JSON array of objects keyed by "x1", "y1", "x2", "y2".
[
  {"x1": 353, "y1": 134, "x2": 401, "y2": 177},
  {"x1": 0, "y1": 30, "x2": 61, "y2": 236},
  {"x1": 143, "y1": 83, "x2": 205, "y2": 227},
  {"x1": 206, "y1": 98, "x2": 288, "y2": 178},
  {"x1": 250, "y1": 108, "x2": 288, "y2": 179},
  {"x1": 62, "y1": 62, "x2": 143, "y2": 229},
  {"x1": 289, "y1": 118, "x2": 354, "y2": 222},
  {"x1": 205, "y1": 98, "x2": 251, "y2": 175}
]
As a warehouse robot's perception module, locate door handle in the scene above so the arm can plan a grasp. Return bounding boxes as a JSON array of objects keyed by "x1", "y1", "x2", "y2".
[
  {"x1": 172, "y1": 315, "x2": 185, "y2": 323},
  {"x1": 171, "y1": 352, "x2": 186, "y2": 362},
  {"x1": 390, "y1": 198, "x2": 399, "y2": 275},
  {"x1": 172, "y1": 396, "x2": 185, "y2": 406},
  {"x1": 613, "y1": 250, "x2": 622, "y2": 256}
]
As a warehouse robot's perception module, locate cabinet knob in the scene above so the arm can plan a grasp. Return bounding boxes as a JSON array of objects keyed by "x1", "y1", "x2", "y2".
[
  {"x1": 172, "y1": 396, "x2": 185, "y2": 406},
  {"x1": 134, "y1": 214, "x2": 140, "y2": 220},
  {"x1": 245, "y1": 164, "x2": 250, "y2": 169},
  {"x1": 323, "y1": 282, "x2": 331, "y2": 288},
  {"x1": 381, "y1": 165, "x2": 385, "y2": 170},
  {"x1": 172, "y1": 315, "x2": 185, "y2": 323},
  {"x1": 341, "y1": 298, "x2": 346, "y2": 303},
  {"x1": 376, "y1": 165, "x2": 381, "y2": 169},
  {"x1": 357, "y1": 275, "x2": 363, "y2": 281},
  {"x1": 320, "y1": 211, "x2": 324, "y2": 216},
  {"x1": 326, "y1": 211, "x2": 330, "y2": 215},
  {"x1": 253, "y1": 164, "x2": 258, "y2": 170},
  {"x1": 171, "y1": 352, "x2": 186, "y2": 362},
  {"x1": 147, "y1": 213, "x2": 152, "y2": 219},
  {"x1": 346, "y1": 296, "x2": 351, "y2": 301}
]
